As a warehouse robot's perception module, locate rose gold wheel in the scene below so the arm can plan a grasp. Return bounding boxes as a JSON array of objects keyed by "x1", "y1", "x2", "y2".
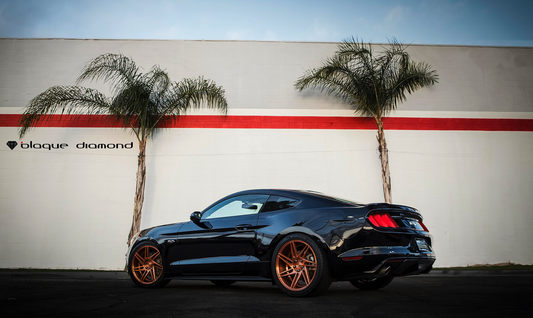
[
  {"x1": 131, "y1": 245, "x2": 164, "y2": 285},
  {"x1": 275, "y1": 239, "x2": 318, "y2": 291}
]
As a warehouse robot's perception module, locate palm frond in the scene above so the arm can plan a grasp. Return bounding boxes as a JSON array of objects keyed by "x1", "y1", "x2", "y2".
[
  {"x1": 21, "y1": 53, "x2": 228, "y2": 141},
  {"x1": 18, "y1": 86, "x2": 110, "y2": 137},
  {"x1": 76, "y1": 53, "x2": 139, "y2": 93},
  {"x1": 295, "y1": 37, "x2": 438, "y2": 120},
  {"x1": 116, "y1": 76, "x2": 228, "y2": 139},
  {"x1": 295, "y1": 62, "x2": 359, "y2": 108},
  {"x1": 142, "y1": 65, "x2": 171, "y2": 103},
  {"x1": 296, "y1": 50, "x2": 378, "y2": 118},
  {"x1": 164, "y1": 76, "x2": 228, "y2": 114},
  {"x1": 386, "y1": 61, "x2": 439, "y2": 109},
  {"x1": 109, "y1": 83, "x2": 153, "y2": 127}
]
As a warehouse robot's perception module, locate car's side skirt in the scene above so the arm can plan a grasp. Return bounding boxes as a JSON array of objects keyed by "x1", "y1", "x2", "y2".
[{"x1": 164, "y1": 275, "x2": 272, "y2": 282}]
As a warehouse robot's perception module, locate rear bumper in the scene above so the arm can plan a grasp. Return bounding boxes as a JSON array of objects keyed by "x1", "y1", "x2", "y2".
[{"x1": 333, "y1": 246, "x2": 436, "y2": 280}]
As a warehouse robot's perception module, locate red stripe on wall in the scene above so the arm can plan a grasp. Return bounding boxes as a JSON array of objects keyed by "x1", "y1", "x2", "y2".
[{"x1": 1, "y1": 114, "x2": 533, "y2": 131}]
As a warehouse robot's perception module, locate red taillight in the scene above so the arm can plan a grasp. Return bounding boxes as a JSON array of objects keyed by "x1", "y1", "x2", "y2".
[
  {"x1": 342, "y1": 256, "x2": 362, "y2": 261},
  {"x1": 419, "y1": 220, "x2": 429, "y2": 232},
  {"x1": 387, "y1": 259, "x2": 404, "y2": 263},
  {"x1": 368, "y1": 212, "x2": 399, "y2": 228}
]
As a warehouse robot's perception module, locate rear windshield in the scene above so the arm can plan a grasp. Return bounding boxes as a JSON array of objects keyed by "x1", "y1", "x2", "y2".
[{"x1": 298, "y1": 191, "x2": 363, "y2": 206}]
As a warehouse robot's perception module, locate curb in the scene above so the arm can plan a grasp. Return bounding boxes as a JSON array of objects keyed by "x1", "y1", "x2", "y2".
[
  {"x1": 427, "y1": 269, "x2": 533, "y2": 276},
  {"x1": 0, "y1": 271, "x2": 129, "y2": 280}
]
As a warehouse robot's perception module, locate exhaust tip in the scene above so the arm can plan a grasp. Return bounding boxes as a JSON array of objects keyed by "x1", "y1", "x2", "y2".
[{"x1": 377, "y1": 265, "x2": 392, "y2": 278}]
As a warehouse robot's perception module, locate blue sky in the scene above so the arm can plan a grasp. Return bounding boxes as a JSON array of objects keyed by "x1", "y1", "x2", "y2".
[{"x1": 0, "y1": 0, "x2": 532, "y2": 46}]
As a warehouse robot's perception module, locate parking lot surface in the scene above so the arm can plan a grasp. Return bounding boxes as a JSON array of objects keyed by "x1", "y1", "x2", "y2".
[{"x1": 1, "y1": 271, "x2": 532, "y2": 318}]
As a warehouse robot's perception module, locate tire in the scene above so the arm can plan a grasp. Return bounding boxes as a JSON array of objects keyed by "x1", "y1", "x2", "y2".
[
  {"x1": 350, "y1": 275, "x2": 394, "y2": 290},
  {"x1": 271, "y1": 233, "x2": 332, "y2": 297},
  {"x1": 210, "y1": 280, "x2": 236, "y2": 286},
  {"x1": 128, "y1": 242, "x2": 170, "y2": 288}
]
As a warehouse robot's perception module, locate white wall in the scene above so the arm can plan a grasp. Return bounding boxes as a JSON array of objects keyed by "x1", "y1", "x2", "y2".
[
  {"x1": 2, "y1": 39, "x2": 532, "y2": 112},
  {"x1": 0, "y1": 39, "x2": 532, "y2": 269},
  {"x1": 0, "y1": 127, "x2": 135, "y2": 269}
]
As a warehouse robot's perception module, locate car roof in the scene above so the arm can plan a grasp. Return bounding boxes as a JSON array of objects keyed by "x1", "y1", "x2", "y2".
[{"x1": 226, "y1": 189, "x2": 362, "y2": 207}]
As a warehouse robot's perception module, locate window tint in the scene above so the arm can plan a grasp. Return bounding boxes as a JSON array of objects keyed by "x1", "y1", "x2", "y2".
[
  {"x1": 297, "y1": 191, "x2": 362, "y2": 206},
  {"x1": 261, "y1": 196, "x2": 300, "y2": 212},
  {"x1": 203, "y1": 194, "x2": 269, "y2": 219}
]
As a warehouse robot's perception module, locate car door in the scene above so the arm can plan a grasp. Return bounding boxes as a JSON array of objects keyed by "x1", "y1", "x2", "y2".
[{"x1": 171, "y1": 194, "x2": 269, "y2": 274}]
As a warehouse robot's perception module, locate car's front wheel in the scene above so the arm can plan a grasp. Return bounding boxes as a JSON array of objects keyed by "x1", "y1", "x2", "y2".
[
  {"x1": 272, "y1": 233, "x2": 331, "y2": 297},
  {"x1": 128, "y1": 242, "x2": 170, "y2": 288},
  {"x1": 350, "y1": 275, "x2": 394, "y2": 290}
]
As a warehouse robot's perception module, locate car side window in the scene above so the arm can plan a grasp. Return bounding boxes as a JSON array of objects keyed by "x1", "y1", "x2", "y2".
[
  {"x1": 203, "y1": 194, "x2": 269, "y2": 219},
  {"x1": 261, "y1": 196, "x2": 300, "y2": 213}
]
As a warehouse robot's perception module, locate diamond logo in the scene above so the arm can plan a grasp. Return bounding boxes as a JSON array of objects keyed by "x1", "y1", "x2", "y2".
[{"x1": 6, "y1": 141, "x2": 18, "y2": 150}]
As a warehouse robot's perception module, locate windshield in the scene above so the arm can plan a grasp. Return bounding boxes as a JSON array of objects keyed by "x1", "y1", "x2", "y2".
[{"x1": 297, "y1": 190, "x2": 363, "y2": 206}]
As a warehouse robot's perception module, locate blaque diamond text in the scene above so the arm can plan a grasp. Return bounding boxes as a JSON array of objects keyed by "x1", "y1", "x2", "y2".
[{"x1": 13, "y1": 141, "x2": 134, "y2": 150}]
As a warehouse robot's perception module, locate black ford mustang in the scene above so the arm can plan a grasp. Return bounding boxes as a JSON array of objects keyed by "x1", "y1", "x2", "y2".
[{"x1": 126, "y1": 189, "x2": 435, "y2": 297}]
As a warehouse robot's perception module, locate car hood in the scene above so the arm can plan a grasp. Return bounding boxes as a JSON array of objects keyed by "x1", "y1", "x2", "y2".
[{"x1": 141, "y1": 221, "x2": 188, "y2": 237}]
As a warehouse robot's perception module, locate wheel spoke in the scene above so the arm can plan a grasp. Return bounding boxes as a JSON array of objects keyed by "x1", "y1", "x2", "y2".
[
  {"x1": 302, "y1": 267, "x2": 311, "y2": 285},
  {"x1": 134, "y1": 253, "x2": 145, "y2": 264},
  {"x1": 302, "y1": 259, "x2": 316, "y2": 267},
  {"x1": 277, "y1": 253, "x2": 292, "y2": 265},
  {"x1": 132, "y1": 265, "x2": 145, "y2": 272},
  {"x1": 147, "y1": 250, "x2": 161, "y2": 262},
  {"x1": 150, "y1": 268, "x2": 157, "y2": 282},
  {"x1": 297, "y1": 245, "x2": 310, "y2": 259},
  {"x1": 290, "y1": 271, "x2": 302, "y2": 289},
  {"x1": 141, "y1": 246, "x2": 149, "y2": 259},
  {"x1": 289, "y1": 241, "x2": 298, "y2": 259},
  {"x1": 140, "y1": 269, "x2": 150, "y2": 282},
  {"x1": 279, "y1": 269, "x2": 293, "y2": 277}
]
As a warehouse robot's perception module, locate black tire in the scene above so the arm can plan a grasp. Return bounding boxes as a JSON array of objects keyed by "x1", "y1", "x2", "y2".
[
  {"x1": 271, "y1": 233, "x2": 332, "y2": 297},
  {"x1": 210, "y1": 280, "x2": 237, "y2": 286},
  {"x1": 128, "y1": 241, "x2": 170, "y2": 288},
  {"x1": 350, "y1": 275, "x2": 394, "y2": 290}
]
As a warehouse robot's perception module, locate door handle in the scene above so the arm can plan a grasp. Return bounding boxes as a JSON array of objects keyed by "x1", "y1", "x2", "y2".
[{"x1": 235, "y1": 224, "x2": 253, "y2": 231}]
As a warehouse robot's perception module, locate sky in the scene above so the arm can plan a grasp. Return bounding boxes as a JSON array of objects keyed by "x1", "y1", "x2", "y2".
[{"x1": 0, "y1": 0, "x2": 532, "y2": 46}]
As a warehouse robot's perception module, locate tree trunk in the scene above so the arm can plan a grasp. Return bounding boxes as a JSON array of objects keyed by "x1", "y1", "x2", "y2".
[
  {"x1": 376, "y1": 120, "x2": 392, "y2": 203},
  {"x1": 127, "y1": 138, "x2": 147, "y2": 246}
]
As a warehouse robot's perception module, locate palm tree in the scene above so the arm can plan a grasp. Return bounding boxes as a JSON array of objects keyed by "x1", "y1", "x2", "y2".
[
  {"x1": 19, "y1": 53, "x2": 228, "y2": 245},
  {"x1": 295, "y1": 38, "x2": 438, "y2": 203}
]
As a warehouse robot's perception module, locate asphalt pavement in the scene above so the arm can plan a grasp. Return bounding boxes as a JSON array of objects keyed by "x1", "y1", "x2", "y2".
[{"x1": 1, "y1": 270, "x2": 532, "y2": 318}]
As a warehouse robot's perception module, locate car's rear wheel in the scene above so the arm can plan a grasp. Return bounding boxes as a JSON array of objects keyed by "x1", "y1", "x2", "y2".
[
  {"x1": 350, "y1": 275, "x2": 394, "y2": 290},
  {"x1": 128, "y1": 242, "x2": 170, "y2": 288},
  {"x1": 272, "y1": 233, "x2": 331, "y2": 297}
]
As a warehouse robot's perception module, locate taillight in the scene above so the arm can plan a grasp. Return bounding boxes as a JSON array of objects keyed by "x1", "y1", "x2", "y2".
[
  {"x1": 368, "y1": 212, "x2": 398, "y2": 228},
  {"x1": 342, "y1": 256, "x2": 362, "y2": 261},
  {"x1": 419, "y1": 220, "x2": 429, "y2": 232}
]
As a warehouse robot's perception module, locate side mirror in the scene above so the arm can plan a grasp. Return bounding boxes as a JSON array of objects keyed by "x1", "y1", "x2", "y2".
[
  {"x1": 242, "y1": 203, "x2": 258, "y2": 210},
  {"x1": 190, "y1": 211, "x2": 212, "y2": 229},
  {"x1": 190, "y1": 211, "x2": 202, "y2": 224}
]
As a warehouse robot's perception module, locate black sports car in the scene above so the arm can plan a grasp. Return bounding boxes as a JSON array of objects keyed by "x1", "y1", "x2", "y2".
[{"x1": 126, "y1": 189, "x2": 435, "y2": 297}]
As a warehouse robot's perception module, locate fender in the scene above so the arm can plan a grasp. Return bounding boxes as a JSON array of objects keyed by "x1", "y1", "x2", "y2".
[{"x1": 267, "y1": 226, "x2": 331, "y2": 258}]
